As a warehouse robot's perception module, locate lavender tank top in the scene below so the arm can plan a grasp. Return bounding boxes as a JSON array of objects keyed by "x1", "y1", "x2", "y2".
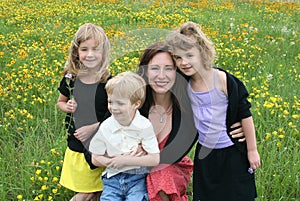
[{"x1": 188, "y1": 70, "x2": 234, "y2": 149}]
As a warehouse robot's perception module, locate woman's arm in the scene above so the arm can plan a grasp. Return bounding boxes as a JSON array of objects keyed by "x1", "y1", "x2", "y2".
[{"x1": 230, "y1": 122, "x2": 246, "y2": 142}]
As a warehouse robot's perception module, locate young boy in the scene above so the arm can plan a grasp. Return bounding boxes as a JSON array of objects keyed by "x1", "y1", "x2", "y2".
[{"x1": 89, "y1": 71, "x2": 160, "y2": 201}]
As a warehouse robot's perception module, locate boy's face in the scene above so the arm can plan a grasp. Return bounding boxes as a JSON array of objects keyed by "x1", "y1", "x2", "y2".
[{"x1": 107, "y1": 92, "x2": 140, "y2": 126}]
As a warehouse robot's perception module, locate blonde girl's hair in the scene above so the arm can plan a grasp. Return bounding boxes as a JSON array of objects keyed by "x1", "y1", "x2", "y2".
[
  {"x1": 166, "y1": 21, "x2": 216, "y2": 69},
  {"x1": 105, "y1": 72, "x2": 146, "y2": 108},
  {"x1": 64, "y1": 23, "x2": 110, "y2": 82}
]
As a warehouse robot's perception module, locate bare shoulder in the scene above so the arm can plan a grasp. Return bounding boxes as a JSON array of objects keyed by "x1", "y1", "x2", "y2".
[{"x1": 216, "y1": 69, "x2": 228, "y2": 95}]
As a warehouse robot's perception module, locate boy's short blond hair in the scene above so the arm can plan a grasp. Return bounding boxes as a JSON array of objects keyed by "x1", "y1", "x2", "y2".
[{"x1": 105, "y1": 72, "x2": 146, "y2": 108}]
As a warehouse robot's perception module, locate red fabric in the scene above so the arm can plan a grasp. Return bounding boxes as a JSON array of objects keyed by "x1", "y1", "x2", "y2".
[{"x1": 146, "y1": 135, "x2": 194, "y2": 201}]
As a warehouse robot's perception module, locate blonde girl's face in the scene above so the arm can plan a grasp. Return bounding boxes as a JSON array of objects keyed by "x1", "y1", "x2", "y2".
[
  {"x1": 107, "y1": 93, "x2": 140, "y2": 126},
  {"x1": 147, "y1": 52, "x2": 176, "y2": 95},
  {"x1": 78, "y1": 38, "x2": 103, "y2": 71},
  {"x1": 173, "y1": 46, "x2": 203, "y2": 77}
]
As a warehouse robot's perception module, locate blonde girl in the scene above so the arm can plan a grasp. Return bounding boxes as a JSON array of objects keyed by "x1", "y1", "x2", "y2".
[
  {"x1": 166, "y1": 21, "x2": 260, "y2": 201},
  {"x1": 57, "y1": 23, "x2": 110, "y2": 201}
]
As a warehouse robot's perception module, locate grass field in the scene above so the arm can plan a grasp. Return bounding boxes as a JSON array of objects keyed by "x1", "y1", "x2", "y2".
[{"x1": 1, "y1": 0, "x2": 299, "y2": 200}]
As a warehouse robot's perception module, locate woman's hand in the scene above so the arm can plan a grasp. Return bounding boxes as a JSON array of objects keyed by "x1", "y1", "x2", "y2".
[{"x1": 230, "y1": 122, "x2": 246, "y2": 142}]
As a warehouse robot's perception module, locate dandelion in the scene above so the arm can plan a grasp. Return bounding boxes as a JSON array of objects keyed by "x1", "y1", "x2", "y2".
[
  {"x1": 277, "y1": 141, "x2": 282, "y2": 148},
  {"x1": 265, "y1": 133, "x2": 271, "y2": 140},
  {"x1": 51, "y1": 149, "x2": 56, "y2": 154},
  {"x1": 283, "y1": 110, "x2": 289, "y2": 115},
  {"x1": 52, "y1": 177, "x2": 59, "y2": 183},
  {"x1": 36, "y1": 169, "x2": 42, "y2": 175},
  {"x1": 52, "y1": 188, "x2": 58, "y2": 194},
  {"x1": 292, "y1": 114, "x2": 299, "y2": 119},
  {"x1": 41, "y1": 185, "x2": 48, "y2": 191},
  {"x1": 17, "y1": 194, "x2": 23, "y2": 200}
]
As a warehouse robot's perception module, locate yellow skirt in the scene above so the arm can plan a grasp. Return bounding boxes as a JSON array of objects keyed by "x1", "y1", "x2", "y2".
[{"x1": 60, "y1": 147, "x2": 104, "y2": 192}]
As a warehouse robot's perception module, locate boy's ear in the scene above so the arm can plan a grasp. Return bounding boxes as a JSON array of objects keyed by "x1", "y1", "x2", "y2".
[{"x1": 133, "y1": 100, "x2": 142, "y2": 109}]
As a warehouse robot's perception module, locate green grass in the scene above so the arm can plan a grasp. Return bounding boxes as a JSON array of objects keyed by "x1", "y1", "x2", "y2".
[{"x1": 0, "y1": 0, "x2": 299, "y2": 200}]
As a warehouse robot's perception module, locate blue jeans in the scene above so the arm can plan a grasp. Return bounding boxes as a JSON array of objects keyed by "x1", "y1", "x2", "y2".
[{"x1": 100, "y1": 172, "x2": 148, "y2": 201}]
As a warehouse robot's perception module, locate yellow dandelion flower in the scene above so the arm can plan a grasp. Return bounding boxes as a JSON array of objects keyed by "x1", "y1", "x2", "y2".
[
  {"x1": 270, "y1": 96, "x2": 277, "y2": 103},
  {"x1": 52, "y1": 188, "x2": 58, "y2": 194},
  {"x1": 52, "y1": 177, "x2": 59, "y2": 183},
  {"x1": 38, "y1": 176, "x2": 43, "y2": 181},
  {"x1": 277, "y1": 141, "x2": 282, "y2": 148},
  {"x1": 51, "y1": 149, "x2": 56, "y2": 154},
  {"x1": 40, "y1": 160, "x2": 45, "y2": 164},
  {"x1": 56, "y1": 166, "x2": 60, "y2": 171},
  {"x1": 36, "y1": 169, "x2": 42, "y2": 175},
  {"x1": 283, "y1": 110, "x2": 289, "y2": 115},
  {"x1": 17, "y1": 194, "x2": 23, "y2": 200},
  {"x1": 48, "y1": 196, "x2": 53, "y2": 201},
  {"x1": 265, "y1": 133, "x2": 271, "y2": 140},
  {"x1": 263, "y1": 101, "x2": 273, "y2": 109},
  {"x1": 41, "y1": 185, "x2": 48, "y2": 191},
  {"x1": 272, "y1": 131, "x2": 278, "y2": 135},
  {"x1": 44, "y1": 177, "x2": 49, "y2": 181},
  {"x1": 30, "y1": 176, "x2": 35, "y2": 181},
  {"x1": 278, "y1": 135, "x2": 285, "y2": 139},
  {"x1": 292, "y1": 114, "x2": 299, "y2": 119}
]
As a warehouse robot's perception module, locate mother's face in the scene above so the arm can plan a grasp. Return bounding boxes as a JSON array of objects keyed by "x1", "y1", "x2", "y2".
[{"x1": 147, "y1": 52, "x2": 176, "y2": 94}]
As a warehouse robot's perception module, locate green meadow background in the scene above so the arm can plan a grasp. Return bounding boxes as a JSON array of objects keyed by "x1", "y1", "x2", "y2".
[{"x1": 1, "y1": 0, "x2": 299, "y2": 200}]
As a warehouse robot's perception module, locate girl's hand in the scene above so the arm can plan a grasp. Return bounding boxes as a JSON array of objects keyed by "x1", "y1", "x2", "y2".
[
  {"x1": 230, "y1": 122, "x2": 246, "y2": 142},
  {"x1": 74, "y1": 124, "x2": 96, "y2": 142},
  {"x1": 248, "y1": 150, "x2": 261, "y2": 170},
  {"x1": 66, "y1": 99, "x2": 77, "y2": 113}
]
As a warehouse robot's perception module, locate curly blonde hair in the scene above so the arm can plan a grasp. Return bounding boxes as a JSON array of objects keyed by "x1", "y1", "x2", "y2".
[{"x1": 166, "y1": 21, "x2": 216, "y2": 69}]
